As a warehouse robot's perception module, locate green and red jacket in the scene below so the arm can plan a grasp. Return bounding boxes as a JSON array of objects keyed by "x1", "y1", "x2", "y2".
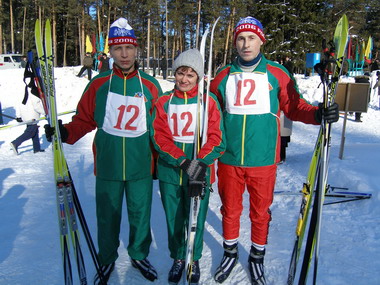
[
  {"x1": 64, "y1": 65, "x2": 162, "y2": 181},
  {"x1": 151, "y1": 85, "x2": 225, "y2": 186},
  {"x1": 210, "y1": 55, "x2": 319, "y2": 167}
]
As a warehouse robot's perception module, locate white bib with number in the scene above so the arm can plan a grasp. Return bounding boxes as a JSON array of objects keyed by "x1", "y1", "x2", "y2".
[
  {"x1": 168, "y1": 102, "x2": 202, "y2": 143},
  {"x1": 225, "y1": 72, "x2": 271, "y2": 115},
  {"x1": 102, "y1": 91, "x2": 147, "y2": 137}
]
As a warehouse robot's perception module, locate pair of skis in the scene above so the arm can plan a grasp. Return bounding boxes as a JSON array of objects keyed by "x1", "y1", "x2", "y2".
[
  {"x1": 287, "y1": 14, "x2": 350, "y2": 285},
  {"x1": 35, "y1": 19, "x2": 104, "y2": 285},
  {"x1": 184, "y1": 17, "x2": 220, "y2": 285}
]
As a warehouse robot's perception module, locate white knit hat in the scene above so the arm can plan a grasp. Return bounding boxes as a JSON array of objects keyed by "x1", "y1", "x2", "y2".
[{"x1": 172, "y1": 49, "x2": 204, "y2": 81}]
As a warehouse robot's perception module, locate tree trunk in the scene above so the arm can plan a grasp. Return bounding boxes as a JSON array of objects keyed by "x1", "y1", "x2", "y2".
[
  {"x1": 97, "y1": 2, "x2": 101, "y2": 39},
  {"x1": 0, "y1": 0, "x2": 2, "y2": 54},
  {"x1": 10, "y1": 0, "x2": 14, "y2": 53},
  {"x1": 147, "y1": 11, "x2": 151, "y2": 73},
  {"x1": 22, "y1": 7, "x2": 26, "y2": 55},
  {"x1": 195, "y1": 0, "x2": 201, "y2": 49},
  {"x1": 63, "y1": 14, "x2": 69, "y2": 67},
  {"x1": 52, "y1": 8, "x2": 57, "y2": 66},
  {"x1": 79, "y1": 7, "x2": 85, "y2": 64},
  {"x1": 165, "y1": 0, "x2": 169, "y2": 74},
  {"x1": 223, "y1": 7, "x2": 235, "y2": 66}
]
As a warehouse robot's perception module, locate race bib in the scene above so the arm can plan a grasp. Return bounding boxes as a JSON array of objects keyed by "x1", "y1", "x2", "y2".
[
  {"x1": 102, "y1": 91, "x2": 147, "y2": 137},
  {"x1": 168, "y1": 103, "x2": 202, "y2": 143},
  {"x1": 225, "y1": 72, "x2": 271, "y2": 115}
]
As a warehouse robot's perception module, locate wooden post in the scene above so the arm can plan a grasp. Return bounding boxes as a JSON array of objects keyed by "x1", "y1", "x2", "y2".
[{"x1": 339, "y1": 83, "x2": 352, "y2": 159}]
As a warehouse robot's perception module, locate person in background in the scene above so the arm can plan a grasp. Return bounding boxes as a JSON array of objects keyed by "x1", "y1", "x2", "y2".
[
  {"x1": 283, "y1": 55, "x2": 294, "y2": 75},
  {"x1": 279, "y1": 111, "x2": 293, "y2": 163},
  {"x1": 370, "y1": 58, "x2": 379, "y2": 72},
  {"x1": 151, "y1": 48, "x2": 225, "y2": 284},
  {"x1": 98, "y1": 53, "x2": 110, "y2": 73},
  {"x1": 210, "y1": 16, "x2": 339, "y2": 284},
  {"x1": 21, "y1": 56, "x2": 27, "y2": 68},
  {"x1": 109, "y1": 56, "x2": 114, "y2": 70},
  {"x1": 76, "y1": 52, "x2": 93, "y2": 80},
  {"x1": 161, "y1": 55, "x2": 167, "y2": 79},
  {"x1": 152, "y1": 58, "x2": 157, "y2": 77},
  {"x1": 374, "y1": 71, "x2": 380, "y2": 108},
  {"x1": 10, "y1": 94, "x2": 45, "y2": 155},
  {"x1": 45, "y1": 17, "x2": 162, "y2": 284}
]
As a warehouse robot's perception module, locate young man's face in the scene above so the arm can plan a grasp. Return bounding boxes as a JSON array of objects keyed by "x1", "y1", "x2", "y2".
[
  {"x1": 235, "y1": 31, "x2": 263, "y2": 62},
  {"x1": 175, "y1": 67, "x2": 198, "y2": 92},
  {"x1": 109, "y1": 44, "x2": 137, "y2": 72}
]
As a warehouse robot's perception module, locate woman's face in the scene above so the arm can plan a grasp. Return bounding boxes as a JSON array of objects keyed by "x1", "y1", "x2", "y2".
[{"x1": 175, "y1": 67, "x2": 198, "y2": 92}]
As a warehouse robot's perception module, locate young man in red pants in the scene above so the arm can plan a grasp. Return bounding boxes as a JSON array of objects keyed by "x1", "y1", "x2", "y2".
[{"x1": 210, "y1": 16, "x2": 339, "y2": 284}]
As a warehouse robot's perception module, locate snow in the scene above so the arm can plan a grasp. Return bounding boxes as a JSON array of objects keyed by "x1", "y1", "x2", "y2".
[{"x1": 0, "y1": 67, "x2": 379, "y2": 285}]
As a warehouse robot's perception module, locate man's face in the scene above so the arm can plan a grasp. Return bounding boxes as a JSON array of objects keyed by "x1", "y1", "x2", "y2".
[
  {"x1": 175, "y1": 67, "x2": 198, "y2": 93},
  {"x1": 235, "y1": 31, "x2": 263, "y2": 62},
  {"x1": 110, "y1": 44, "x2": 137, "y2": 72}
]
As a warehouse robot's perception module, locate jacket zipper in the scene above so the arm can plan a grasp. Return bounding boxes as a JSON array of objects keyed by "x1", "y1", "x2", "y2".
[
  {"x1": 241, "y1": 114, "x2": 246, "y2": 165},
  {"x1": 123, "y1": 73, "x2": 127, "y2": 181}
]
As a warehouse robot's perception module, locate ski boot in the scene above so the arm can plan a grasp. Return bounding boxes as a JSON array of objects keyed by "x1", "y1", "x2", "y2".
[
  {"x1": 214, "y1": 242, "x2": 239, "y2": 283},
  {"x1": 248, "y1": 246, "x2": 266, "y2": 285},
  {"x1": 131, "y1": 257, "x2": 158, "y2": 282}
]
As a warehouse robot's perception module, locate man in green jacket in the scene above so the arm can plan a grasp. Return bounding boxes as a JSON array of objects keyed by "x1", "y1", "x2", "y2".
[
  {"x1": 210, "y1": 16, "x2": 339, "y2": 284},
  {"x1": 45, "y1": 18, "x2": 162, "y2": 284}
]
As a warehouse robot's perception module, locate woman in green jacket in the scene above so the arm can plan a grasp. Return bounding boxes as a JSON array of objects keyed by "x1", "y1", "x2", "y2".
[{"x1": 151, "y1": 48, "x2": 225, "y2": 284}]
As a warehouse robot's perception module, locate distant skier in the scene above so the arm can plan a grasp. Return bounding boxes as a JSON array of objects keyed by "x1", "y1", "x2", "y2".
[
  {"x1": 10, "y1": 95, "x2": 45, "y2": 155},
  {"x1": 76, "y1": 52, "x2": 93, "y2": 80}
]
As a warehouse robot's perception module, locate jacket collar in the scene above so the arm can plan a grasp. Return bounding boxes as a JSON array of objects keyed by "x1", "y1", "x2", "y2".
[
  {"x1": 173, "y1": 84, "x2": 199, "y2": 99},
  {"x1": 112, "y1": 64, "x2": 138, "y2": 79}
]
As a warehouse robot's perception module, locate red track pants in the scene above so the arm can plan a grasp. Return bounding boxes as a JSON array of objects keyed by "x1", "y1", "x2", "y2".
[{"x1": 217, "y1": 161, "x2": 277, "y2": 245}]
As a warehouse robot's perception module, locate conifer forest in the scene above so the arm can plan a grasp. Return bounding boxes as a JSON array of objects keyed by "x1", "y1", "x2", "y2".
[{"x1": 1, "y1": 0, "x2": 379, "y2": 74}]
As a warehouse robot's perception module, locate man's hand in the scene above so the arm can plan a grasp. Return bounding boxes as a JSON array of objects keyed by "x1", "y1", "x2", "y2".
[
  {"x1": 315, "y1": 102, "x2": 339, "y2": 124},
  {"x1": 44, "y1": 120, "x2": 68, "y2": 142}
]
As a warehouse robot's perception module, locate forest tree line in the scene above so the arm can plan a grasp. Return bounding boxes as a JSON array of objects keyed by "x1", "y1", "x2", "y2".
[{"x1": 0, "y1": 0, "x2": 379, "y2": 74}]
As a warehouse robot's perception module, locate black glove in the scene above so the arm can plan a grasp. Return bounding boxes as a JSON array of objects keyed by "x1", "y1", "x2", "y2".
[
  {"x1": 179, "y1": 158, "x2": 192, "y2": 174},
  {"x1": 16, "y1": 117, "x2": 23, "y2": 122},
  {"x1": 188, "y1": 179, "x2": 205, "y2": 198},
  {"x1": 44, "y1": 119, "x2": 69, "y2": 142},
  {"x1": 315, "y1": 102, "x2": 339, "y2": 124},
  {"x1": 188, "y1": 160, "x2": 207, "y2": 181},
  {"x1": 180, "y1": 159, "x2": 208, "y2": 181}
]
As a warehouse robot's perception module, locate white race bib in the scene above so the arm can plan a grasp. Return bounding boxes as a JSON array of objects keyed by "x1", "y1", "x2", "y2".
[
  {"x1": 225, "y1": 72, "x2": 271, "y2": 115},
  {"x1": 102, "y1": 91, "x2": 147, "y2": 137},
  {"x1": 168, "y1": 102, "x2": 202, "y2": 143}
]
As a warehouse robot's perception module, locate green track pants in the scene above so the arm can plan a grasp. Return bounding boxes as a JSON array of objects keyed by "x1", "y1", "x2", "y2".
[
  {"x1": 159, "y1": 181, "x2": 210, "y2": 261},
  {"x1": 96, "y1": 176, "x2": 153, "y2": 264}
]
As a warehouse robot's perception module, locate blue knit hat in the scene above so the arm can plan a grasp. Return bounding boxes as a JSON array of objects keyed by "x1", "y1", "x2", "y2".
[
  {"x1": 108, "y1": 18, "x2": 137, "y2": 47},
  {"x1": 234, "y1": 16, "x2": 266, "y2": 44}
]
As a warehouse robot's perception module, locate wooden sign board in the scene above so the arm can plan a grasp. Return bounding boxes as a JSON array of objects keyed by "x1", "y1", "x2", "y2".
[{"x1": 335, "y1": 82, "x2": 370, "y2": 113}]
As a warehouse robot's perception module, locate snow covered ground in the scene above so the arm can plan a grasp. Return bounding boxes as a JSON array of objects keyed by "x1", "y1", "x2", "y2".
[{"x1": 0, "y1": 67, "x2": 379, "y2": 285}]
